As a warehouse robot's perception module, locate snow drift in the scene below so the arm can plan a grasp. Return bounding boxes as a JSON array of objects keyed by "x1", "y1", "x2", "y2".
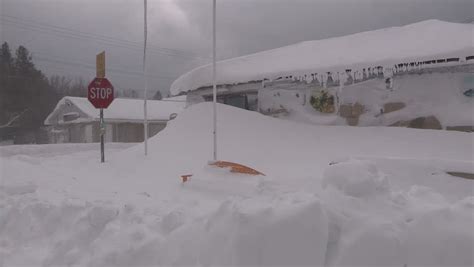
[{"x1": 1, "y1": 103, "x2": 473, "y2": 266}]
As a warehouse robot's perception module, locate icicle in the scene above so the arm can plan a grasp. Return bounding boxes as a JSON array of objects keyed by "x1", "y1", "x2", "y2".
[
  {"x1": 313, "y1": 73, "x2": 320, "y2": 86},
  {"x1": 354, "y1": 70, "x2": 360, "y2": 82},
  {"x1": 326, "y1": 72, "x2": 334, "y2": 86},
  {"x1": 383, "y1": 67, "x2": 393, "y2": 78},
  {"x1": 320, "y1": 73, "x2": 327, "y2": 88},
  {"x1": 345, "y1": 69, "x2": 353, "y2": 85},
  {"x1": 339, "y1": 71, "x2": 348, "y2": 86}
]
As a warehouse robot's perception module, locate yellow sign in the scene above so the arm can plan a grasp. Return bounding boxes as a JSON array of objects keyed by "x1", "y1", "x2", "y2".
[{"x1": 96, "y1": 51, "x2": 105, "y2": 78}]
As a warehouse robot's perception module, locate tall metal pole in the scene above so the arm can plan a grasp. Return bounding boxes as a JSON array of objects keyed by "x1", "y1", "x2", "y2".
[
  {"x1": 100, "y1": 108, "x2": 105, "y2": 163},
  {"x1": 212, "y1": 0, "x2": 217, "y2": 161},
  {"x1": 143, "y1": 0, "x2": 149, "y2": 156}
]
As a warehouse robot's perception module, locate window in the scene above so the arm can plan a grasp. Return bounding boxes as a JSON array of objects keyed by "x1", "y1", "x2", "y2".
[
  {"x1": 224, "y1": 94, "x2": 248, "y2": 110},
  {"x1": 63, "y1": 112, "x2": 80, "y2": 122}
]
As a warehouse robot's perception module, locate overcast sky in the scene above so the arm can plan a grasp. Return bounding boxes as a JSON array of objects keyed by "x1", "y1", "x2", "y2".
[{"x1": 1, "y1": 0, "x2": 472, "y2": 96}]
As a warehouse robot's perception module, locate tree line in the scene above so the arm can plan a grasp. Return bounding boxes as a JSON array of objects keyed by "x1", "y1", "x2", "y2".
[
  {"x1": 0, "y1": 42, "x2": 164, "y2": 143},
  {"x1": 0, "y1": 42, "x2": 58, "y2": 136}
]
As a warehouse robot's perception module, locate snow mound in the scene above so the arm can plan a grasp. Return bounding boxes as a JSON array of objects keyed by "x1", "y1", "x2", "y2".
[
  {"x1": 0, "y1": 143, "x2": 134, "y2": 158},
  {"x1": 0, "y1": 198, "x2": 118, "y2": 265},
  {"x1": 330, "y1": 187, "x2": 473, "y2": 267},
  {"x1": 160, "y1": 196, "x2": 328, "y2": 266},
  {"x1": 335, "y1": 223, "x2": 402, "y2": 266},
  {"x1": 400, "y1": 201, "x2": 474, "y2": 267},
  {"x1": 0, "y1": 183, "x2": 37, "y2": 196},
  {"x1": 322, "y1": 159, "x2": 390, "y2": 198},
  {"x1": 2, "y1": 103, "x2": 473, "y2": 266},
  {"x1": 333, "y1": 199, "x2": 474, "y2": 267}
]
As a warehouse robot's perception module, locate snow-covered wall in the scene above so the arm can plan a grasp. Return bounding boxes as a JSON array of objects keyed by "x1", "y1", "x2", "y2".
[
  {"x1": 171, "y1": 20, "x2": 474, "y2": 95},
  {"x1": 259, "y1": 66, "x2": 474, "y2": 128}
]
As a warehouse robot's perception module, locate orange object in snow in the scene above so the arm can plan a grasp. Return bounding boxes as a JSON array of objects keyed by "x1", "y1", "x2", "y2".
[{"x1": 209, "y1": 161, "x2": 265, "y2": 176}]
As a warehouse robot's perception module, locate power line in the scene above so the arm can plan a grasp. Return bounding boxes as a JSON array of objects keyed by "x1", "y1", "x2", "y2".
[
  {"x1": 23, "y1": 47, "x2": 180, "y2": 81},
  {"x1": 0, "y1": 14, "x2": 206, "y2": 58},
  {"x1": 35, "y1": 55, "x2": 176, "y2": 79},
  {"x1": 34, "y1": 56, "x2": 177, "y2": 81},
  {"x1": 39, "y1": 64, "x2": 171, "y2": 95},
  {"x1": 0, "y1": 14, "x2": 211, "y2": 61},
  {"x1": 0, "y1": 18, "x2": 201, "y2": 61}
]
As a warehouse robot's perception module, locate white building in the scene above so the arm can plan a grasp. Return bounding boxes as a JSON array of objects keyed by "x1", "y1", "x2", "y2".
[
  {"x1": 44, "y1": 96, "x2": 186, "y2": 143},
  {"x1": 170, "y1": 20, "x2": 474, "y2": 131}
]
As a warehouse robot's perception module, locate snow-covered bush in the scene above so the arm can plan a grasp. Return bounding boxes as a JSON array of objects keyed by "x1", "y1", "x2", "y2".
[{"x1": 310, "y1": 90, "x2": 335, "y2": 113}]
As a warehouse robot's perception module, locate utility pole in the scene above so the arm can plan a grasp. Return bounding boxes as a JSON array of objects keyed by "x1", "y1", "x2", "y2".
[
  {"x1": 143, "y1": 0, "x2": 149, "y2": 156},
  {"x1": 212, "y1": 0, "x2": 217, "y2": 161}
]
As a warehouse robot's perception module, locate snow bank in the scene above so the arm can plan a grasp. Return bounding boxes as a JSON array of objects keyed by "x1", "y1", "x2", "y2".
[
  {"x1": 2, "y1": 103, "x2": 473, "y2": 266},
  {"x1": 400, "y1": 198, "x2": 474, "y2": 266},
  {"x1": 171, "y1": 20, "x2": 474, "y2": 95},
  {"x1": 333, "y1": 195, "x2": 474, "y2": 267},
  {"x1": 0, "y1": 143, "x2": 134, "y2": 158},
  {"x1": 0, "y1": 198, "x2": 119, "y2": 266},
  {"x1": 159, "y1": 196, "x2": 328, "y2": 266},
  {"x1": 322, "y1": 160, "x2": 390, "y2": 198},
  {"x1": 335, "y1": 223, "x2": 403, "y2": 267}
]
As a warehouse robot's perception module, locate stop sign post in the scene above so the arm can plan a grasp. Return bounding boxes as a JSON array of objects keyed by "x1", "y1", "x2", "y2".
[{"x1": 88, "y1": 74, "x2": 115, "y2": 163}]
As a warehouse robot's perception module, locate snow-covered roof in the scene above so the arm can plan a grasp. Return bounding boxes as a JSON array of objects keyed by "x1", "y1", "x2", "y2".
[
  {"x1": 170, "y1": 20, "x2": 474, "y2": 95},
  {"x1": 45, "y1": 96, "x2": 186, "y2": 125}
]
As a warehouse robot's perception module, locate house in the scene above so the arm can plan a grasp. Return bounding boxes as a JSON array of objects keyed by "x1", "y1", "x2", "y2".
[
  {"x1": 170, "y1": 20, "x2": 474, "y2": 130},
  {"x1": 44, "y1": 96, "x2": 186, "y2": 143}
]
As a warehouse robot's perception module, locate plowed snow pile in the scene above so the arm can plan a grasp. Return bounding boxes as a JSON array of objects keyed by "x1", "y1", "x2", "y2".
[{"x1": 1, "y1": 103, "x2": 473, "y2": 266}]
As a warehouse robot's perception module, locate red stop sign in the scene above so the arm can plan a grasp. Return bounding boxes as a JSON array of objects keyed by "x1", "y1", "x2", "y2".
[{"x1": 88, "y1": 78, "x2": 115, "y2": 109}]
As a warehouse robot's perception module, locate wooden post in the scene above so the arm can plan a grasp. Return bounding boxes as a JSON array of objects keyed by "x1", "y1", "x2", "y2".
[{"x1": 96, "y1": 51, "x2": 105, "y2": 78}]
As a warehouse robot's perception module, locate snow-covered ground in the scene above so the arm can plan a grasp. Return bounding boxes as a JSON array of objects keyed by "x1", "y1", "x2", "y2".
[{"x1": 1, "y1": 103, "x2": 473, "y2": 266}]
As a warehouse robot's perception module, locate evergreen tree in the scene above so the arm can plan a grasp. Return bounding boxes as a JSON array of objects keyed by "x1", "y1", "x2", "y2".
[
  {"x1": 0, "y1": 43, "x2": 59, "y2": 141},
  {"x1": 15, "y1": 45, "x2": 36, "y2": 77},
  {"x1": 0, "y1": 42, "x2": 14, "y2": 124},
  {"x1": 0, "y1": 42, "x2": 13, "y2": 70}
]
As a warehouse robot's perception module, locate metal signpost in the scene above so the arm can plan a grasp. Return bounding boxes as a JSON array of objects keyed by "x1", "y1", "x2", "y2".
[
  {"x1": 88, "y1": 52, "x2": 114, "y2": 163},
  {"x1": 100, "y1": 108, "x2": 105, "y2": 162}
]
